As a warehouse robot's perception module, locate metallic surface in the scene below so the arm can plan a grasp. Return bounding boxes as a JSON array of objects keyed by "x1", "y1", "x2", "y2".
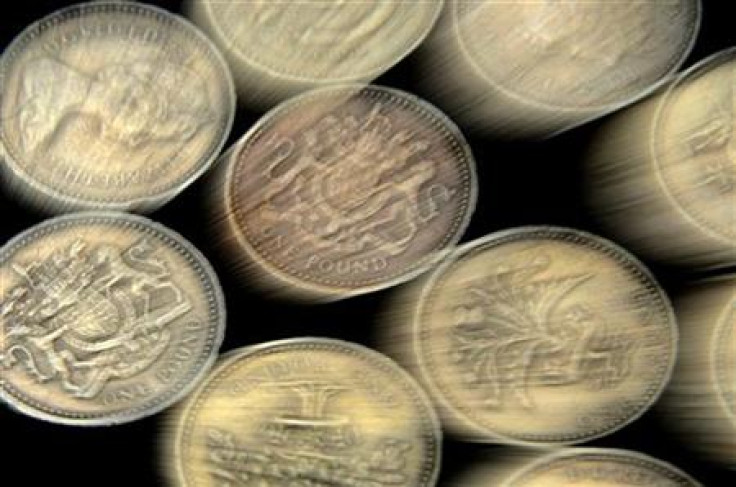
[
  {"x1": 0, "y1": 1, "x2": 235, "y2": 213},
  {"x1": 412, "y1": 227, "x2": 676, "y2": 445},
  {"x1": 218, "y1": 84, "x2": 476, "y2": 300},
  {"x1": 169, "y1": 337, "x2": 441, "y2": 486},
  {"x1": 0, "y1": 212, "x2": 225, "y2": 425}
]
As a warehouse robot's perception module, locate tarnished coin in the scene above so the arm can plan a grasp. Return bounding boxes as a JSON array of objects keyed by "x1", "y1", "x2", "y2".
[
  {"x1": 653, "y1": 47, "x2": 736, "y2": 247},
  {"x1": 218, "y1": 84, "x2": 476, "y2": 300},
  {"x1": 665, "y1": 276, "x2": 735, "y2": 466},
  {"x1": 412, "y1": 227, "x2": 676, "y2": 445},
  {"x1": 0, "y1": 1, "x2": 235, "y2": 213},
  {"x1": 0, "y1": 212, "x2": 225, "y2": 425},
  {"x1": 188, "y1": 0, "x2": 442, "y2": 106},
  {"x1": 169, "y1": 338, "x2": 441, "y2": 486},
  {"x1": 503, "y1": 448, "x2": 700, "y2": 486},
  {"x1": 421, "y1": 0, "x2": 700, "y2": 136}
]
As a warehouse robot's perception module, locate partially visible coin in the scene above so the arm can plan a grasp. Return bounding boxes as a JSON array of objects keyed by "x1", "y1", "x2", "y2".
[
  {"x1": 503, "y1": 448, "x2": 700, "y2": 486},
  {"x1": 653, "y1": 48, "x2": 736, "y2": 248},
  {"x1": 664, "y1": 275, "x2": 735, "y2": 466},
  {"x1": 188, "y1": 0, "x2": 443, "y2": 106},
  {"x1": 0, "y1": 212, "x2": 225, "y2": 425},
  {"x1": 169, "y1": 337, "x2": 441, "y2": 487},
  {"x1": 412, "y1": 226, "x2": 676, "y2": 445},
  {"x1": 0, "y1": 1, "x2": 235, "y2": 213},
  {"x1": 217, "y1": 84, "x2": 476, "y2": 300},
  {"x1": 420, "y1": 0, "x2": 700, "y2": 136}
]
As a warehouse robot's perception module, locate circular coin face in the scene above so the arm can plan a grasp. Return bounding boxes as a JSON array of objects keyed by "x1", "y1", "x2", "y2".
[
  {"x1": 0, "y1": 1, "x2": 235, "y2": 212},
  {"x1": 194, "y1": 0, "x2": 442, "y2": 84},
  {"x1": 223, "y1": 84, "x2": 476, "y2": 299},
  {"x1": 503, "y1": 448, "x2": 700, "y2": 486},
  {"x1": 414, "y1": 227, "x2": 676, "y2": 445},
  {"x1": 653, "y1": 48, "x2": 736, "y2": 245},
  {"x1": 453, "y1": 0, "x2": 700, "y2": 112},
  {"x1": 171, "y1": 338, "x2": 441, "y2": 487},
  {"x1": 0, "y1": 212, "x2": 225, "y2": 425}
]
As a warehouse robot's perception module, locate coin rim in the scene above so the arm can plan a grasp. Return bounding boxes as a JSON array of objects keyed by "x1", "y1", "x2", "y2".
[
  {"x1": 0, "y1": 211, "x2": 226, "y2": 426},
  {"x1": 198, "y1": 0, "x2": 445, "y2": 84},
  {"x1": 0, "y1": 1, "x2": 236, "y2": 211},
  {"x1": 223, "y1": 83, "x2": 478, "y2": 299},
  {"x1": 501, "y1": 447, "x2": 702, "y2": 486},
  {"x1": 452, "y1": 0, "x2": 702, "y2": 114},
  {"x1": 413, "y1": 225, "x2": 678, "y2": 446},
  {"x1": 171, "y1": 337, "x2": 443, "y2": 487}
]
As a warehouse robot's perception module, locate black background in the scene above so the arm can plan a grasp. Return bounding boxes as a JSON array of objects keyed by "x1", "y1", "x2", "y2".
[{"x1": 2, "y1": 1, "x2": 735, "y2": 485}]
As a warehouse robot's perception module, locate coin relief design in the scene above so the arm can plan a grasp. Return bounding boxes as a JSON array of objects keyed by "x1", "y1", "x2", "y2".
[
  {"x1": 224, "y1": 85, "x2": 476, "y2": 298},
  {"x1": 653, "y1": 48, "x2": 736, "y2": 243},
  {"x1": 172, "y1": 338, "x2": 441, "y2": 486},
  {"x1": 0, "y1": 213, "x2": 225, "y2": 425},
  {"x1": 713, "y1": 297, "x2": 736, "y2": 421},
  {"x1": 503, "y1": 448, "x2": 701, "y2": 486},
  {"x1": 193, "y1": 1, "x2": 442, "y2": 82},
  {"x1": 454, "y1": 0, "x2": 700, "y2": 110},
  {"x1": 414, "y1": 227, "x2": 676, "y2": 444},
  {"x1": 0, "y1": 1, "x2": 234, "y2": 211}
]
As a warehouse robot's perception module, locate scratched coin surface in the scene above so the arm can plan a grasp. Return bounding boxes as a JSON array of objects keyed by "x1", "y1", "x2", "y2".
[
  {"x1": 653, "y1": 48, "x2": 736, "y2": 245},
  {"x1": 0, "y1": 212, "x2": 225, "y2": 425},
  {"x1": 222, "y1": 84, "x2": 476, "y2": 299},
  {"x1": 454, "y1": 0, "x2": 700, "y2": 111},
  {"x1": 413, "y1": 227, "x2": 676, "y2": 445},
  {"x1": 713, "y1": 289, "x2": 736, "y2": 424},
  {"x1": 0, "y1": 1, "x2": 235, "y2": 212},
  {"x1": 503, "y1": 448, "x2": 700, "y2": 486},
  {"x1": 190, "y1": 0, "x2": 442, "y2": 100},
  {"x1": 171, "y1": 338, "x2": 441, "y2": 486}
]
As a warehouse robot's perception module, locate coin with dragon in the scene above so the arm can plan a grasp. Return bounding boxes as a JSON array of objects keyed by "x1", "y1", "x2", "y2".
[
  {"x1": 222, "y1": 84, "x2": 476, "y2": 299},
  {"x1": 0, "y1": 1, "x2": 235, "y2": 212},
  {"x1": 170, "y1": 338, "x2": 441, "y2": 487},
  {"x1": 454, "y1": 0, "x2": 700, "y2": 111},
  {"x1": 653, "y1": 48, "x2": 736, "y2": 246},
  {"x1": 503, "y1": 448, "x2": 701, "y2": 486},
  {"x1": 413, "y1": 227, "x2": 676, "y2": 445},
  {"x1": 0, "y1": 212, "x2": 225, "y2": 425}
]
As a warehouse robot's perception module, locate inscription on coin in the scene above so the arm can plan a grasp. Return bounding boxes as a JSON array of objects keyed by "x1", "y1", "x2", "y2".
[
  {"x1": 414, "y1": 227, "x2": 676, "y2": 444},
  {"x1": 171, "y1": 338, "x2": 441, "y2": 486},
  {"x1": 0, "y1": 2, "x2": 234, "y2": 211},
  {"x1": 0, "y1": 213, "x2": 225, "y2": 425},
  {"x1": 224, "y1": 85, "x2": 476, "y2": 298}
]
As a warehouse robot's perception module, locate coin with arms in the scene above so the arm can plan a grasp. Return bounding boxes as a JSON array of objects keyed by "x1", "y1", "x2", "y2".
[{"x1": 0, "y1": 212, "x2": 225, "y2": 425}]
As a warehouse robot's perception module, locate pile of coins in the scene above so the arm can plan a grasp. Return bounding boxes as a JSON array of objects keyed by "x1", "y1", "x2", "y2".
[{"x1": 1, "y1": 1, "x2": 733, "y2": 486}]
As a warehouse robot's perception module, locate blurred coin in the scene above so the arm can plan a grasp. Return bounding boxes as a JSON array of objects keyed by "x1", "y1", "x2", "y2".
[
  {"x1": 0, "y1": 212, "x2": 225, "y2": 425},
  {"x1": 412, "y1": 227, "x2": 676, "y2": 445},
  {"x1": 216, "y1": 84, "x2": 476, "y2": 300},
  {"x1": 168, "y1": 337, "x2": 441, "y2": 486},
  {"x1": 0, "y1": 1, "x2": 235, "y2": 213},
  {"x1": 588, "y1": 48, "x2": 736, "y2": 268},
  {"x1": 421, "y1": 0, "x2": 700, "y2": 136},
  {"x1": 503, "y1": 448, "x2": 700, "y2": 486},
  {"x1": 187, "y1": 0, "x2": 442, "y2": 107},
  {"x1": 664, "y1": 275, "x2": 735, "y2": 466}
]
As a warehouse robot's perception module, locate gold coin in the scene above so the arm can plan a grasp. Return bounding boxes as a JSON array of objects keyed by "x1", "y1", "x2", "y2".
[
  {"x1": 0, "y1": 212, "x2": 225, "y2": 425},
  {"x1": 168, "y1": 338, "x2": 441, "y2": 486},
  {"x1": 665, "y1": 275, "x2": 735, "y2": 466},
  {"x1": 217, "y1": 84, "x2": 476, "y2": 300},
  {"x1": 503, "y1": 448, "x2": 700, "y2": 486},
  {"x1": 653, "y1": 47, "x2": 736, "y2": 246},
  {"x1": 188, "y1": 0, "x2": 442, "y2": 106},
  {"x1": 421, "y1": 0, "x2": 700, "y2": 135},
  {"x1": 412, "y1": 227, "x2": 676, "y2": 445},
  {"x1": 0, "y1": 1, "x2": 235, "y2": 213}
]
